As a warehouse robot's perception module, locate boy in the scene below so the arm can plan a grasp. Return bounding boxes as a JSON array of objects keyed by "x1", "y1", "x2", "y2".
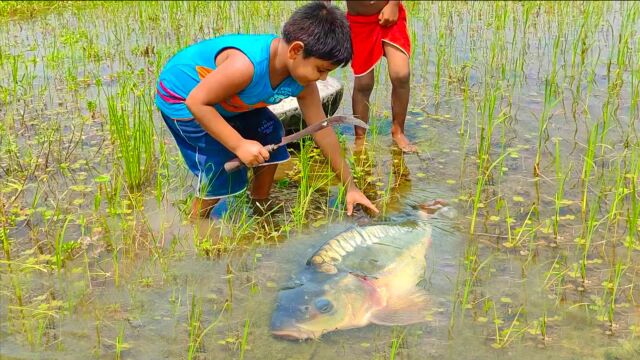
[
  {"x1": 155, "y1": 2, "x2": 378, "y2": 219},
  {"x1": 344, "y1": 1, "x2": 416, "y2": 152}
]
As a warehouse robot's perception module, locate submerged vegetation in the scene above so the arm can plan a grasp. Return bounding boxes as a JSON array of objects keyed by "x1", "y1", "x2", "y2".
[{"x1": 1, "y1": 1, "x2": 639, "y2": 359}]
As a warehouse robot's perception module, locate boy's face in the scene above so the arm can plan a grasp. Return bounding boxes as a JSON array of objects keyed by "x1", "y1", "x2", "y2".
[{"x1": 287, "y1": 42, "x2": 339, "y2": 86}]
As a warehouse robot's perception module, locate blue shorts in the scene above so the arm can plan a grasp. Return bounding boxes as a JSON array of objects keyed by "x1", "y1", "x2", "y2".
[{"x1": 161, "y1": 108, "x2": 290, "y2": 199}]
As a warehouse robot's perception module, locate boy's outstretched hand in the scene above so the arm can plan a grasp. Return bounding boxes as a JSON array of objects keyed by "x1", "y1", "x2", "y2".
[{"x1": 346, "y1": 185, "x2": 379, "y2": 216}]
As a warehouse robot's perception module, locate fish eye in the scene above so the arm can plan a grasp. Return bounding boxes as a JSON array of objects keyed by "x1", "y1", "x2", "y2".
[{"x1": 314, "y1": 298, "x2": 333, "y2": 313}]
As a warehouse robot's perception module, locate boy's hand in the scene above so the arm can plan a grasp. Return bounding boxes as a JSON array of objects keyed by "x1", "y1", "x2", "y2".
[
  {"x1": 346, "y1": 185, "x2": 379, "y2": 216},
  {"x1": 234, "y1": 139, "x2": 270, "y2": 167},
  {"x1": 378, "y1": 1, "x2": 399, "y2": 27}
]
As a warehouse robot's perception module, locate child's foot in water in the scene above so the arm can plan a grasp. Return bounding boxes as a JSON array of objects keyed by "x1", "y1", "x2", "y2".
[
  {"x1": 418, "y1": 199, "x2": 448, "y2": 215},
  {"x1": 209, "y1": 198, "x2": 231, "y2": 219},
  {"x1": 354, "y1": 135, "x2": 367, "y2": 152},
  {"x1": 392, "y1": 132, "x2": 418, "y2": 153}
]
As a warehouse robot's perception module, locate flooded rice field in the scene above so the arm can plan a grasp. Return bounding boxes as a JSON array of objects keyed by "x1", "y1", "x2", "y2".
[{"x1": 1, "y1": 1, "x2": 639, "y2": 359}]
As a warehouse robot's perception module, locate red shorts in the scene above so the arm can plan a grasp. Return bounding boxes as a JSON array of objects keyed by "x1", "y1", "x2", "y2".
[{"x1": 347, "y1": 3, "x2": 411, "y2": 76}]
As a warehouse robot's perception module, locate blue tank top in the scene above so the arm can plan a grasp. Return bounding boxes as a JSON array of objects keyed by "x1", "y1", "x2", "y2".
[{"x1": 155, "y1": 34, "x2": 304, "y2": 119}]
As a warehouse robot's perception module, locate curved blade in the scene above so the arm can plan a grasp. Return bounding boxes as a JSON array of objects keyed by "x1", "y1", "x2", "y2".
[{"x1": 280, "y1": 115, "x2": 368, "y2": 146}]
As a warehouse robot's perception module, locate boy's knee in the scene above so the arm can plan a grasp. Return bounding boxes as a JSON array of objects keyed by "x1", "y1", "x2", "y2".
[
  {"x1": 353, "y1": 81, "x2": 373, "y2": 95},
  {"x1": 354, "y1": 77, "x2": 375, "y2": 95},
  {"x1": 390, "y1": 70, "x2": 410, "y2": 88}
]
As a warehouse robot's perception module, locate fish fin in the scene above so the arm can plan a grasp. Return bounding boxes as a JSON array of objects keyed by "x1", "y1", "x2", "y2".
[{"x1": 370, "y1": 291, "x2": 430, "y2": 326}]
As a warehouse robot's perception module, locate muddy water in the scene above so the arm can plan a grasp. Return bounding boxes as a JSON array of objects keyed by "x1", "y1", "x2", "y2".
[{"x1": 1, "y1": 2, "x2": 640, "y2": 359}]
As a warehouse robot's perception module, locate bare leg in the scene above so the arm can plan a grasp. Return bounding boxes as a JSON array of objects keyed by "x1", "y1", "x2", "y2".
[
  {"x1": 250, "y1": 163, "x2": 279, "y2": 216},
  {"x1": 383, "y1": 42, "x2": 417, "y2": 153},
  {"x1": 250, "y1": 163, "x2": 278, "y2": 200},
  {"x1": 352, "y1": 70, "x2": 375, "y2": 149},
  {"x1": 190, "y1": 197, "x2": 219, "y2": 219}
]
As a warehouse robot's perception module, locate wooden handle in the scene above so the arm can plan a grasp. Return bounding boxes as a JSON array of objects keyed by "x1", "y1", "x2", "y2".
[
  {"x1": 224, "y1": 158, "x2": 244, "y2": 173},
  {"x1": 223, "y1": 144, "x2": 279, "y2": 173}
]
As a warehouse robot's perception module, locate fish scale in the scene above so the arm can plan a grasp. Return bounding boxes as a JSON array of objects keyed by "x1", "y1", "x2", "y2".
[
  {"x1": 327, "y1": 239, "x2": 346, "y2": 256},
  {"x1": 308, "y1": 225, "x2": 425, "y2": 273}
]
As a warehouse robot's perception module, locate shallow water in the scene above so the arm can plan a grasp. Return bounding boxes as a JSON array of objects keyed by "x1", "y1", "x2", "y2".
[{"x1": 1, "y1": 1, "x2": 640, "y2": 359}]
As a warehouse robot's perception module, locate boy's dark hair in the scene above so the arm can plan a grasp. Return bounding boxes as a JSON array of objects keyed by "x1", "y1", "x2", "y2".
[{"x1": 282, "y1": 1, "x2": 352, "y2": 67}]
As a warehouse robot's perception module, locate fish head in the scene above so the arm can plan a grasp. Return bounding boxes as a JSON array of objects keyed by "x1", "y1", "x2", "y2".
[{"x1": 271, "y1": 272, "x2": 377, "y2": 340}]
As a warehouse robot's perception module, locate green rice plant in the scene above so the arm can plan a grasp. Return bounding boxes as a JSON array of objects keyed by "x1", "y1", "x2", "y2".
[
  {"x1": 580, "y1": 122, "x2": 599, "y2": 217},
  {"x1": 114, "y1": 324, "x2": 126, "y2": 360},
  {"x1": 487, "y1": 2, "x2": 509, "y2": 82},
  {"x1": 94, "y1": 317, "x2": 102, "y2": 357},
  {"x1": 448, "y1": 240, "x2": 476, "y2": 333},
  {"x1": 578, "y1": 198, "x2": 602, "y2": 285},
  {"x1": 213, "y1": 193, "x2": 258, "y2": 251},
  {"x1": 451, "y1": 239, "x2": 494, "y2": 325},
  {"x1": 225, "y1": 262, "x2": 234, "y2": 308},
  {"x1": 598, "y1": 96, "x2": 614, "y2": 158},
  {"x1": 0, "y1": 205, "x2": 31, "y2": 342},
  {"x1": 1, "y1": 203, "x2": 11, "y2": 263},
  {"x1": 187, "y1": 294, "x2": 203, "y2": 358},
  {"x1": 155, "y1": 128, "x2": 169, "y2": 205},
  {"x1": 548, "y1": 23, "x2": 562, "y2": 97},
  {"x1": 553, "y1": 169, "x2": 571, "y2": 241},
  {"x1": 625, "y1": 168, "x2": 638, "y2": 256},
  {"x1": 9, "y1": 53, "x2": 20, "y2": 100},
  {"x1": 188, "y1": 303, "x2": 228, "y2": 360},
  {"x1": 507, "y1": 205, "x2": 538, "y2": 251},
  {"x1": 602, "y1": 262, "x2": 626, "y2": 331},
  {"x1": 100, "y1": 174, "x2": 125, "y2": 216},
  {"x1": 239, "y1": 319, "x2": 250, "y2": 360},
  {"x1": 433, "y1": 16, "x2": 447, "y2": 100},
  {"x1": 534, "y1": 79, "x2": 560, "y2": 177},
  {"x1": 496, "y1": 196, "x2": 513, "y2": 245},
  {"x1": 105, "y1": 81, "x2": 157, "y2": 192},
  {"x1": 292, "y1": 139, "x2": 331, "y2": 228},
  {"x1": 491, "y1": 305, "x2": 525, "y2": 349},
  {"x1": 389, "y1": 327, "x2": 406, "y2": 360},
  {"x1": 583, "y1": 48, "x2": 601, "y2": 111},
  {"x1": 112, "y1": 245, "x2": 120, "y2": 287},
  {"x1": 515, "y1": 3, "x2": 535, "y2": 84},
  {"x1": 604, "y1": 156, "x2": 628, "y2": 243},
  {"x1": 54, "y1": 215, "x2": 72, "y2": 271},
  {"x1": 328, "y1": 181, "x2": 347, "y2": 223},
  {"x1": 469, "y1": 85, "x2": 501, "y2": 233},
  {"x1": 569, "y1": 2, "x2": 600, "y2": 96},
  {"x1": 569, "y1": 6, "x2": 587, "y2": 87},
  {"x1": 539, "y1": 311, "x2": 548, "y2": 342},
  {"x1": 552, "y1": 138, "x2": 572, "y2": 240},
  {"x1": 470, "y1": 150, "x2": 513, "y2": 235},
  {"x1": 631, "y1": 60, "x2": 640, "y2": 124},
  {"x1": 609, "y1": 3, "x2": 638, "y2": 102},
  {"x1": 379, "y1": 160, "x2": 396, "y2": 216}
]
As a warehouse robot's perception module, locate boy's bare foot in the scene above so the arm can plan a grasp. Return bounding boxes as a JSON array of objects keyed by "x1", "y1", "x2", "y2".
[
  {"x1": 392, "y1": 132, "x2": 418, "y2": 153},
  {"x1": 190, "y1": 197, "x2": 219, "y2": 219},
  {"x1": 418, "y1": 199, "x2": 448, "y2": 214},
  {"x1": 354, "y1": 135, "x2": 367, "y2": 152}
]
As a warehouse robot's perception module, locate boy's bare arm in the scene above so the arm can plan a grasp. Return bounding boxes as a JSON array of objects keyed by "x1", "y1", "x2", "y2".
[
  {"x1": 378, "y1": 1, "x2": 399, "y2": 26},
  {"x1": 296, "y1": 84, "x2": 353, "y2": 186},
  {"x1": 297, "y1": 84, "x2": 379, "y2": 215},
  {"x1": 185, "y1": 50, "x2": 270, "y2": 167}
]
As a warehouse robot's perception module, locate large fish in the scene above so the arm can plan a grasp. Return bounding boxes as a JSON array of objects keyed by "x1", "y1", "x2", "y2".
[{"x1": 270, "y1": 222, "x2": 432, "y2": 340}]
